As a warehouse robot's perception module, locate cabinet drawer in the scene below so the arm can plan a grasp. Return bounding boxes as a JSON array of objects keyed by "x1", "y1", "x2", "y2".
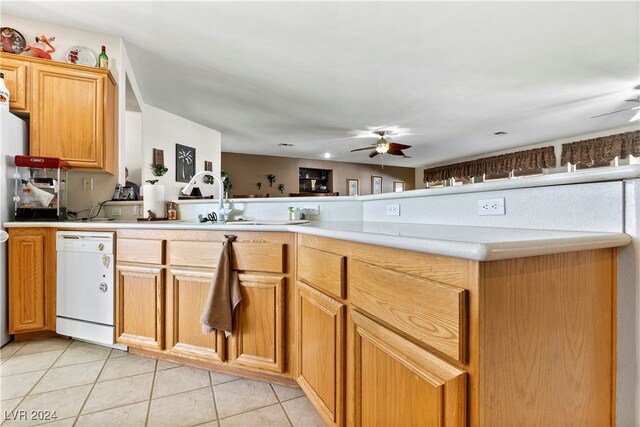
[
  {"x1": 169, "y1": 241, "x2": 285, "y2": 273},
  {"x1": 298, "y1": 246, "x2": 345, "y2": 299},
  {"x1": 349, "y1": 259, "x2": 467, "y2": 362},
  {"x1": 118, "y1": 238, "x2": 164, "y2": 264}
]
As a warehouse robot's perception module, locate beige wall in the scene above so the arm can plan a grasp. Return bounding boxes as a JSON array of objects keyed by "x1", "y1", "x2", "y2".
[{"x1": 222, "y1": 153, "x2": 415, "y2": 197}]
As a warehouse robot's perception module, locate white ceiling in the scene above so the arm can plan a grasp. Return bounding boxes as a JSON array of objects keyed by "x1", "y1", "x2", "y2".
[{"x1": 3, "y1": 1, "x2": 639, "y2": 168}]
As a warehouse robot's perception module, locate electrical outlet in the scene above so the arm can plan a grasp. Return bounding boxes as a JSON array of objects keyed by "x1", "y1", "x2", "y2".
[
  {"x1": 82, "y1": 177, "x2": 93, "y2": 190},
  {"x1": 111, "y1": 207, "x2": 122, "y2": 216},
  {"x1": 478, "y1": 198, "x2": 506, "y2": 216},
  {"x1": 301, "y1": 205, "x2": 319, "y2": 216},
  {"x1": 386, "y1": 204, "x2": 400, "y2": 216}
]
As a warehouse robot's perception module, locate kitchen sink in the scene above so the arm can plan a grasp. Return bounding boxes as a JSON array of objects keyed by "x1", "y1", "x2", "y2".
[{"x1": 222, "y1": 219, "x2": 309, "y2": 225}]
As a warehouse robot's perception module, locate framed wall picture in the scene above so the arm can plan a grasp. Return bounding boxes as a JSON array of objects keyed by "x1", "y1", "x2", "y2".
[
  {"x1": 372, "y1": 175, "x2": 383, "y2": 194},
  {"x1": 176, "y1": 144, "x2": 196, "y2": 183},
  {"x1": 394, "y1": 181, "x2": 405, "y2": 192},
  {"x1": 204, "y1": 160, "x2": 213, "y2": 172},
  {"x1": 347, "y1": 178, "x2": 359, "y2": 196},
  {"x1": 153, "y1": 148, "x2": 164, "y2": 167}
]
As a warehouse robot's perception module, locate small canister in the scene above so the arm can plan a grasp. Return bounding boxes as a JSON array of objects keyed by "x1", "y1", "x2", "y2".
[{"x1": 167, "y1": 202, "x2": 177, "y2": 220}]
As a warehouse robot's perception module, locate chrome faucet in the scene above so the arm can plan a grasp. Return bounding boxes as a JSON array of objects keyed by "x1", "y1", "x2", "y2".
[{"x1": 180, "y1": 171, "x2": 226, "y2": 221}]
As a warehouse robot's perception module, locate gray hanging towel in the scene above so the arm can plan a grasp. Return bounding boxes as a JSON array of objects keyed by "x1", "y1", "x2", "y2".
[{"x1": 200, "y1": 235, "x2": 242, "y2": 336}]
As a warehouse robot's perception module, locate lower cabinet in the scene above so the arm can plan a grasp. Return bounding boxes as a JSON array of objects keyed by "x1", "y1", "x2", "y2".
[
  {"x1": 116, "y1": 264, "x2": 165, "y2": 350},
  {"x1": 169, "y1": 267, "x2": 225, "y2": 362},
  {"x1": 8, "y1": 228, "x2": 53, "y2": 334},
  {"x1": 115, "y1": 230, "x2": 294, "y2": 380},
  {"x1": 228, "y1": 273, "x2": 285, "y2": 373},
  {"x1": 348, "y1": 310, "x2": 466, "y2": 427},
  {"x1": 296, "y1": 281, "x2": 345, "y2": 426}
]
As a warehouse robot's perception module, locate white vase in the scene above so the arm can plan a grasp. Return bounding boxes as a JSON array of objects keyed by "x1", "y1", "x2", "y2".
[{"x1": 142, "y1": 184, "x2": 166, "y2": 219}]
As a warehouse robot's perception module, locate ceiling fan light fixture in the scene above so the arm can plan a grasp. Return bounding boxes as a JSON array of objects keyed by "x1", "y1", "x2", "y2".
[{"x1": 375, "y1": 136, "x2": 390, "y2": 154}]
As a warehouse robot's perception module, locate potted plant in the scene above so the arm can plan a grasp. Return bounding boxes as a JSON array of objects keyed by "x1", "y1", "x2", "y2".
[{"x1": 267, "y1": 173, "x2": 276, "y2": 187}]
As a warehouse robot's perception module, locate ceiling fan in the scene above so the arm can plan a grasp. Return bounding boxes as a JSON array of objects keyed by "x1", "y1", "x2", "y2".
[
  {"x1": 350, "y1": 131, "x2": 412, "y2": 158},
  {"x1": 591, "y1": 96, "x2": 640, "y2": 121}
]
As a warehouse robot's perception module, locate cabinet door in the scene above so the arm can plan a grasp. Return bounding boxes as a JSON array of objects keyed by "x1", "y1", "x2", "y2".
[
  {"x1": 169, "y1": 268, "x2": 225, "y2": 362},
  {"x1": 348, "y1": 310, "x2": 467, "y2": 427},
  {"x1": 8, "y1": 230, "x2": 47, "y2": 333},
  {"x1": 297, "y1": 282, "x2": 345, "y2": 426},
  {"x1": 116, "y1": 264, "x2": 165, "y2": 350},
  {"x1": 228, "y1": 273, "x2": 284, "y2": 372},
  {"x1": 30, "y1": 64, "x2": 106, "y2": 170},
  {"x1": 0, "y1": 56, "x2": 29, "y2": 111}
]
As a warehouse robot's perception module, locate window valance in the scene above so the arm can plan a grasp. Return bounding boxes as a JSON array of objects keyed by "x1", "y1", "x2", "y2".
[
  {"x1": 423, "y1": 146, "x2": 556, "y2": 183},
  {"x1": 560, "y1": 130, "x2": 640, "y2": 166}
]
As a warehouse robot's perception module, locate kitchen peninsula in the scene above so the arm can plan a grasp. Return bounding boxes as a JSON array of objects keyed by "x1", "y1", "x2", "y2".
[{"x1": 5, "y1": 166, "x2": 633, "y2": 426}]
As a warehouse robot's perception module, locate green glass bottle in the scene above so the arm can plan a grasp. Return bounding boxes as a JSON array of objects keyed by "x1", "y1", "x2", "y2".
[{"x1": 98, "y1": 45, "x2": 109, "y2": 69}]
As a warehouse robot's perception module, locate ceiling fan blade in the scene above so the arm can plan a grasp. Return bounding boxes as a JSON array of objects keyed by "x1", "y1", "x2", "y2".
[
  {"x1": 351, "y1": 146, "x2": 375, "y2": 152},
  {"x1": 368, "y1": 150, "x2": 379, "y2": 158},
  {"x1": 387, "y1": 148, "x2": 407, "y2": 156},
  {"x1": 591, "y1": 106, "x2": 640, "y2": 119},
  {"x1": 389, "y1": 143, "x2": 412, "y2": 150},
  {"x1": 625, "y1": 97, "x2": 640, "y2": 103}
]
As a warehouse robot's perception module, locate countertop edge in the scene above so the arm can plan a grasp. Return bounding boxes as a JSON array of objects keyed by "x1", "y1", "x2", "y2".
[{"x1": 2, "y1": 221, "x2": 631, "y2": 261}]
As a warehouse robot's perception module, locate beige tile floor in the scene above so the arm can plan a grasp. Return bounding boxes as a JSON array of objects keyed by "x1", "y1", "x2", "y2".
[{"x1": 0, "y1": 338, "x2": 326, "y2": 427}]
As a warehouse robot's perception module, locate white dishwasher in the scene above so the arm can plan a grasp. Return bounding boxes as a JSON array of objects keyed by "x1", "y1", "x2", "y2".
[{"x1": 57, "y1": 231, "x2": 116, "y2": 346}]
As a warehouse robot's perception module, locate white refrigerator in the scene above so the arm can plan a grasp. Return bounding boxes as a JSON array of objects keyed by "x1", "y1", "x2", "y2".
[{"x1": 0, "y1": 109, "x2": 28, "y2": 346}]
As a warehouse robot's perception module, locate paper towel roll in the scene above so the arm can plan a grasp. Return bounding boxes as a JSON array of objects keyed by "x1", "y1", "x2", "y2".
[{"x1": 142, "y1": 184, "x2": 166, "y2": 219}]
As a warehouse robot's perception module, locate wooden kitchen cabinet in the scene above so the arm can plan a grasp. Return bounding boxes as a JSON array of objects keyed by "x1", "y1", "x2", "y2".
[
  {"x1": 0, "y1": 55, "x2": 29, "y2": 112},
  {"x1": 7, "y1": 227, "x2": 56, "y2": 334},
  {"x1": 228, "y1": 273, "x2": 285, "y2": 372},
  {"x1": 297, "y1": 281, "x2": 345, "y2": 426},
  {"x1": 349, "y1": 310, "x2": 466, "y2": 426},
  {"x1": 298, "y1": 234, "x2": 617, "y2": 426},
  {"x1": 168, "y1": 267, "x2": 225, "y2": 361},
  {"x1": 0, "y1": 53, "x2": 116, "y2": 173},
  {"x1": 31, "y1": 63, "x2": 115, "y2": 172},
  {"x1": 116, "y1": 238, "x2": 166, "y2": 351},
  {"x1": 116, "y1": 230, "x2": 296, "y2": 382}
]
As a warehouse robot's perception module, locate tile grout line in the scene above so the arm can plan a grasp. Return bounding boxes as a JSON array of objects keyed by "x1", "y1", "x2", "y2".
[
  {"x1": 208, "y1": 370, "x2": 221, "y2": 427},
  {"x1": 0, "y1": 339, "x2": 73, "y2": 427},
  {"x1": 71, "y1": 346, "x2": 113, "y2": 427},
  {"x1": 143, "y1": 358, "x2": 158, "y2": 427},
  {"x1": 270, "y1": 383, "x2": 295, "y2": 427}
]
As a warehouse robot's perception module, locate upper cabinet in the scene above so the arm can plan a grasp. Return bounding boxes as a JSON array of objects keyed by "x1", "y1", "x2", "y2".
[
  {"x1": 0, "y1": 53, "x2": 116, "y2": 174},
  {"x1": 0, "y1": 56, "x2": 29, "y2": 111}
]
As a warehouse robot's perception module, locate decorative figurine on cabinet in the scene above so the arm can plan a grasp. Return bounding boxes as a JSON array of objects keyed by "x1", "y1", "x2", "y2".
[{"x1": 21, "y1": 35, "x2": 56, "y2": 59}]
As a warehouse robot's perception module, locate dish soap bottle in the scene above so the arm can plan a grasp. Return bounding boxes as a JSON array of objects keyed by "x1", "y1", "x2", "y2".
[
  {"x1": 0, "y1": 73, "x2": 10, "y2": 110},
  {"x1": 98, "y1": 45, "x2": 109, "y2": 69}
]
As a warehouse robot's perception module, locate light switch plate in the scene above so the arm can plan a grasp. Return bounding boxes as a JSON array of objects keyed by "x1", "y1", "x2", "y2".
[{"x1": 82, "y1": 177, "x2": 93, "y2": 190}]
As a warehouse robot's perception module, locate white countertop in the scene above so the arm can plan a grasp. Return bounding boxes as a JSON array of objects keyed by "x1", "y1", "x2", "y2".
[{"x1": 3, "y1": 220, "x2": 631, "y2": 261}]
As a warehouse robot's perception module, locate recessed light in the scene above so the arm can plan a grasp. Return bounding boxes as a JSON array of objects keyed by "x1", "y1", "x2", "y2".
[
  {"x1": 493, "y1": 131, "x2": 508, "y2": 136},
  {"x1": 322, "y1": 152, "x2": 332, "y2": 159},
  {"x1": 278, "y1": 143, "x2": 294, "y2": 147}
]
